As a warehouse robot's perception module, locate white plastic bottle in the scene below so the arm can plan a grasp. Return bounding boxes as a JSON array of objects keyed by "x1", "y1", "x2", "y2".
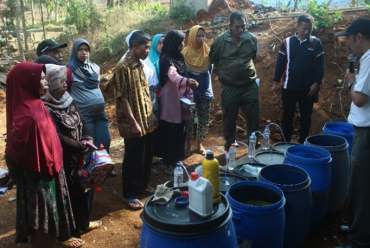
[
  {"x1": 262, "y1": 125, "x2": 270, "y2": 151},
  {"x1": 174, "y1": 162, "x2": 183, "y2": 187},
  {"x1": 188, "y1": 172, "x2": 213, "y2": 218},
  {"x1": 248, "y1": 132, "x2": 257, "y2": 159},
  {"x1": 228, "y1": 144, "x2": 237, "y2": 171}
]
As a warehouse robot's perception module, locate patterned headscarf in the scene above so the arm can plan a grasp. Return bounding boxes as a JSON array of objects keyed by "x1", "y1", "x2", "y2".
[{"x1": 42, "y1": 64, "x2": 73, "y2": 109}]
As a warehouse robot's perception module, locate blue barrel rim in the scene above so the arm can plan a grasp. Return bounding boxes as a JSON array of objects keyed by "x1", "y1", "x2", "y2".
[
  {"x1": 323, "y1": 121, "x2": 354, "y2": 138},
  {"x1": 304, "y1": 134, "x2": 349, "y2": 152},
  {"x1": 257, "y1": 164, "x2": 311, "y2": 192},
  {"x1": 284, "y1": 145, "x2": 332, "y2": 165},
  {"x1": 226, "y1": 181, "x2": 286, "y2": 213}
]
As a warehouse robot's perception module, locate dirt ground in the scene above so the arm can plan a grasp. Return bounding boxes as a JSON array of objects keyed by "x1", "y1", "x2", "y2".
[{"x1": 1, "y1": 1, "x2": 370, "y2": 247}]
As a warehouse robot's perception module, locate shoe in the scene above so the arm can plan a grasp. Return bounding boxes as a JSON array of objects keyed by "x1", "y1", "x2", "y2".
[
  {"x1": 335, "y1": 245, "x2": 352, "y2": 248},
  {"x1": 122, "y1": 198, "x2": 144, "y2": 210},
  {"x1": 339, "y1": 225, "x2": 349, "y2": 233},
  {"x1": 141, "y1": 186, "x2": 155, "y2": 195},
  {"x1": 58, "y1": 237, "x2": 85, "y2": 247}
]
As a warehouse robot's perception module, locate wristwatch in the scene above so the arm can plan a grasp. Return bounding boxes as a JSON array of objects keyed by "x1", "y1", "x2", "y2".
[{"x1": 348, "y1": 82, "x2": 356, "y2": 89}]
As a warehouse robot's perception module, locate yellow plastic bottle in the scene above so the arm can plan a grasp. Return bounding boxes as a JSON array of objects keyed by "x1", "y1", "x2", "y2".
[{"x1": 202, "y1": 151, "x2": 221, "y2": 204}]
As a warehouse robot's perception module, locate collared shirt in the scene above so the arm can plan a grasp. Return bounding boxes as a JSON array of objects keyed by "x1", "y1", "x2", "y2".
[
  {"x1": 209, "y1": 29, "x2": 258, "y2": 86},
  {"x1": 112, "y1": 55, "x2": 156, "y2": 138},
  {"x1": 273, "y1": 32, "x2": 325, "y2": 90},
  {"x1": 348, "y1": 48, "x2": 370, "y2": 127}
]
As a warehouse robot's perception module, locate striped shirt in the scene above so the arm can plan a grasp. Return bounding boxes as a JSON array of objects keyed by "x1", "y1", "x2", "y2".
[{"x1": 273, "y1": 33, "x2": 325, "y2": 90}]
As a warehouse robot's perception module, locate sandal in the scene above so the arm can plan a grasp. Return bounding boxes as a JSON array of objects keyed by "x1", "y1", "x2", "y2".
[
  {"x1": 184, "y1": 147, "x2": 192, "y2": 157},
  {"x1": 141, "y1": 186, "x2": 155, "y2": 195},
  {"x1": 122, "y1": 198, "x2": 144, "y2": 210},
  {"x1": 58, "y1": 237, "x2": 85, "y2": 248},
  {"x1": 88, "y1": 220, "x2": 102, "y2": 231}
]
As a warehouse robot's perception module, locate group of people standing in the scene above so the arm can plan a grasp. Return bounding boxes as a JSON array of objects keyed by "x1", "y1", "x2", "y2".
[
  {"x1": 110, "y1": 25, "x2": 213, "y2": 209},
  {"x1": 3, "y1": 7, "x2": 370, "y2": 248},
  {"x1": 4, "y1": 38, "x2": 109, "y2": 247}
]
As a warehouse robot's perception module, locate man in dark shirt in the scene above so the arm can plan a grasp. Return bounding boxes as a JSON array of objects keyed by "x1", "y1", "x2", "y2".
[{"x1": 272, "y1": 14, "x2": 325, "y2": 143}]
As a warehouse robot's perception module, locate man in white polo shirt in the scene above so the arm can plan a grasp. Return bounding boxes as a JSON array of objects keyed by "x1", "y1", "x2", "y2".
[{"x1": 335, "y1": 18, "x2": 370, "y2": 248}]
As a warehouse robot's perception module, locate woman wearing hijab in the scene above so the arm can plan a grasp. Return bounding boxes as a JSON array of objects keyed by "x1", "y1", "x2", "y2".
[
  {"x1": 4, "y1": 62, "x2": 74, "y2": 248},
  {"x1": 148, "y1": 34, "x2": 165, "y2": 89},
  {"x1": 145, "y1": 33, "x2": 165, "y2": 117},
  {"x1": 42, "y1": 64, "x2": 102, "y2": 246},
  {"x1": 159, "y1": 30, "x2": 199, "y2": 175},
  {"x1": 67, "y1": 39, "x2": 116, "y2": 176},
  {"x1": 182, "y1": 25, "x2": 214, "y2": 156}
]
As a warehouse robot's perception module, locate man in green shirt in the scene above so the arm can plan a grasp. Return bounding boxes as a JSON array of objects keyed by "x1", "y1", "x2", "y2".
[{"x1": 210, "y1": 11, "x2": 259, "y2": 151}]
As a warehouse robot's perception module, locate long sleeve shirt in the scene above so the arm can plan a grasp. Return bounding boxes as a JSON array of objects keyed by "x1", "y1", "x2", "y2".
[{"x1": 273, "y1": 33, "x2": 325, "y2": 90}]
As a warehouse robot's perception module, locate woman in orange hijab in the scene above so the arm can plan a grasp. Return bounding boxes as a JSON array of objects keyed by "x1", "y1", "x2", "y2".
[
  {"x1": 182, "y1": 25, "x2": 214, "y2": 156},
  {"x1": 5, "y1": 62, "x2": 74, "y2": 248}
]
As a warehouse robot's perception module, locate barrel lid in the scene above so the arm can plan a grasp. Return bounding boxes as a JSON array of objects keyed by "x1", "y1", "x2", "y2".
[
  {"x1": 234, "y1": 163, "x2": 265, "y2": 180},
  {"x1": 255, "y1": 151, "x2": 286, "y2": 165},
  {"x1": 142, "y1": 186, "x2": 230, "y2": 236},
  {"x1": 272, "y1": 142, "x2": 300, "y2": 153},
  {"x1": 219, "y1": 174, "x2": 247, "y2": 194}
]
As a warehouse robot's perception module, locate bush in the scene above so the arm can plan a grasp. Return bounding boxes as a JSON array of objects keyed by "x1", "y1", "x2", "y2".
[
  {"x1": 65, "y1": 0, "x2": 104, "y2": 33},
  {"x1": 304, "y1": 0, "x2": 342, "y2": 31},
  {"x1": 169, "y1": 4, "x2": 196, "y2": 25}
]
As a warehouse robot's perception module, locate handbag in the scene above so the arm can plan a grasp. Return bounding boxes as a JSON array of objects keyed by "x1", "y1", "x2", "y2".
[
  {"x1": 76, "y1": 144, "x2": 115, "y2": 188},
  {"x1": 179, "y1": 77, "x2": 196, "y2": 111}
]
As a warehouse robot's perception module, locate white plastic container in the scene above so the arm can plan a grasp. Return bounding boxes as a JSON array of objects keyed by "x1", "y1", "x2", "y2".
[{"x1": 188, "y1": 172, "x2": 213, "y2": 218}]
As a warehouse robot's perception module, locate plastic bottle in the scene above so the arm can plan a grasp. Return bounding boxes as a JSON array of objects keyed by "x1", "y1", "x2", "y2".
[
  {"x1": 174, "y1": 162, "x2": 183, "y2": 187},
  {"x1": 248, "y1": 132, "x2": 257, "y2": 159},
  {"x1": 202, "y1": 150, "x2": 221, "y2": 204},
  {"x1": 228, "y1": 144, "x2": 237, "y2": 171},
  {"x1": 188, "y1": 172, "x2": 214, "y2": 218},
  {"x1": 262, "y1": 125, "x2": 270, "y2": 151}
]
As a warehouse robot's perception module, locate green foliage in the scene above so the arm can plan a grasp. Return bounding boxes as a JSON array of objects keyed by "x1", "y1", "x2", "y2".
[
  {"x1": 169, "y1": 4, "x2": 196, "y2": 24},
  {"x1": 64, "y1": 0, "x2": 104, "y2": 33},
  {"x1": 304, "y1": 0, "x2": 342, "y2": 31}
]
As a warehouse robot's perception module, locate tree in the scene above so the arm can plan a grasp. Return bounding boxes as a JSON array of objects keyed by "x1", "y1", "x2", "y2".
[
  {"x1": 19, "y1": 0, "x2": 29, "y2": 52},
  {"x1": 15, "y1": 0, "x2": 25, "y2": 61}
]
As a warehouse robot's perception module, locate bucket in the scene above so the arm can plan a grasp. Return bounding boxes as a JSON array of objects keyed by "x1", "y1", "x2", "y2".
[
  {"x1": 226, "y1": 181, "x2": 285, "y2": 248},
  {"x1": 304, "y1": 134, "x2": 350, "y2": 212},
  {"x1": 322, "y1": 121, "x2": 354, "y2": 154},
  {"x1": 140, "y1": 187, "x2": 237, "y2": 248},
  {"x1": 258, "y1": 164, "x2": 312, "y2": 248},
  {"x1": 283, "y1": 145, "x2": 331, "y2": 230},
  {"x1": 272, "y1": 142, "x2": 300, "y2": 154}
]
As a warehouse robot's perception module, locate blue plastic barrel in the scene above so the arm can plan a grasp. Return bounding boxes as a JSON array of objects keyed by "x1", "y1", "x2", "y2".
[
  {"x1": 140, "y1": 190, "x2": 237, "y2": 248},
  {"x1": 304, "y1": 134, "x2": 350, "y2": 213},
  {"x1": 226, "y1": 181, "x2": 285, "y2": 248},
  {"x1": 322, "y1": 122, "x2": 354, "y2": 154},
  {"x1": 283, "y1": 145, "x2": 331, "y2": 230},
  {"x1": 258, "y1": 164, "x2": 311, "y2": 248}
]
